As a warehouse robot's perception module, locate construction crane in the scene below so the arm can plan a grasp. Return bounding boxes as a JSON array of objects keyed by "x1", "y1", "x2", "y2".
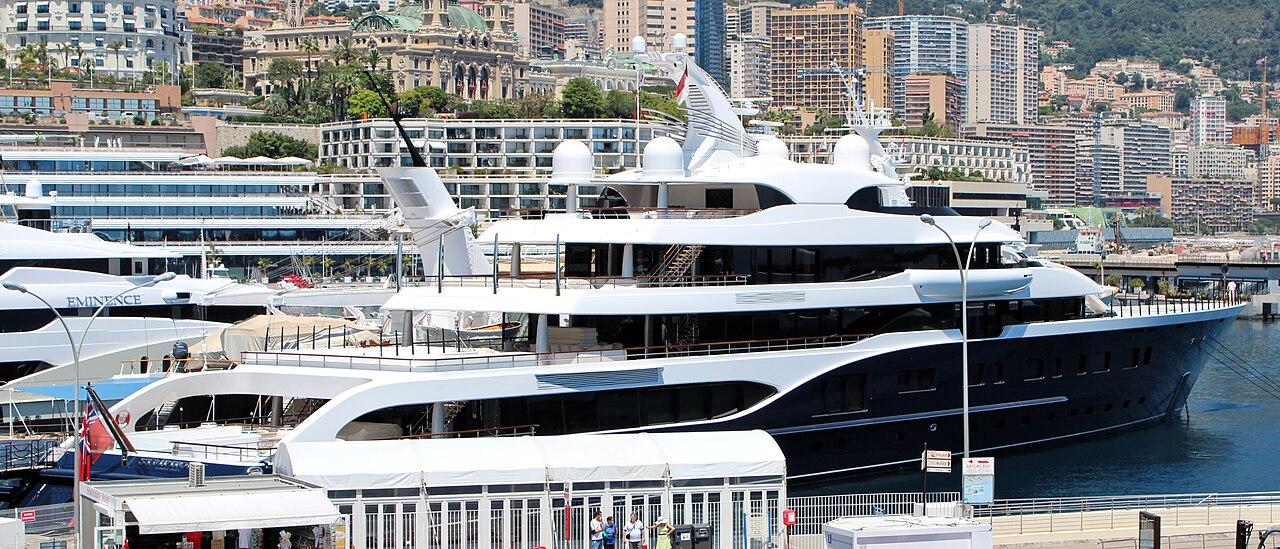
[{"x1": 799, "y1": 63, "x2": 1013, "y2": 77}]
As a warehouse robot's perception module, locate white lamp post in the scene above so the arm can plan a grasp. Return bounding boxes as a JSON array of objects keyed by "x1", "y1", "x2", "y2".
[
  {"x1": 3, "y1": 271, "x2": 174, "y2": 540},
  {"x1": 919, "y1": 215, "x2": 992, "y2": 459}
]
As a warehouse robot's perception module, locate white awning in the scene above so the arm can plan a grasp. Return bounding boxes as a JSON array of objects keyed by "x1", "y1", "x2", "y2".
[
  {"x1": 276, "y1": 431, "x2": 785, "y2": 490},
  {"x1": 126, "y1": 491, "x2": 339, "y2": 534}
]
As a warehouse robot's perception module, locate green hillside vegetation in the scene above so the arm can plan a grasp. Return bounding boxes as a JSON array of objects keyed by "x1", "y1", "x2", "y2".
[{"x1": 854, "y1": 0, "x2": 1280, "y2": 79}]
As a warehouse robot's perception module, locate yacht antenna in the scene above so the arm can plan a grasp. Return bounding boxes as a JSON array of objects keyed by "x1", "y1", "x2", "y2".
[{"x1": 360, "y1": 44, "x2": 427, "y2": 168}]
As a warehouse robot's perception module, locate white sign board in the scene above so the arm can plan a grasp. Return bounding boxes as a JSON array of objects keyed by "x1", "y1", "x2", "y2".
[
  {"x1": 924, "y1": 459, "x2": 952, "y2": 473},
  {"x1": 747, "y1": 513, "x2": 768, "y2": 539},
  {"x1": 963, "y1": 457, "x2": 995, "y2": 476},
  {"x1": 924, "y1": 450, "x2": 952, "y2": 460}
]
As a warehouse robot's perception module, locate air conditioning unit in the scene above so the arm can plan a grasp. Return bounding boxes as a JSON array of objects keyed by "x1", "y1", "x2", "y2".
[{"x1": 188, "y1": 462, "x2": 206, "y2": 487}]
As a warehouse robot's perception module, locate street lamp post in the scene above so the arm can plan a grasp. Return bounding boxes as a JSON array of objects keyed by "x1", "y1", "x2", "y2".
[
  {"x1": 2, "y1": 271, "x2": 174, "y2": 540},
  {"x1": 919, "y1": 214, "x2": 992, "y2": 460}
]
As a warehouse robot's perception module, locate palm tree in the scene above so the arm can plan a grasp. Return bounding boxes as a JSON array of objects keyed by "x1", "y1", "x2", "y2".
[
  {"x1": 299, "y1": 35, "x2": 320, "y2": 98},
  {"x1": 329, "y1": 37, "x2": 356, "y2": 65},
  {"x1": 107, "y1": 40, "x2": 123, "y2": 80}
]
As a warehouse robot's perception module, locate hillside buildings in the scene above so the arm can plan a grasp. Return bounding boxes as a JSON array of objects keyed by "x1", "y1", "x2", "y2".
[
  {"x1": 1190, "y1": 94, "x2": 1229, "y2": 147},
  {"x1": 1147, "y1": 175, "x2": 1254, "y2": 233},
  {"x1": 864, "y1": 15, "x2": 969, "y2": 118},
  {"x1": 903, "y1": 74, "x2": 964, "y2": 130},
  {"x1": 966, "y1": 23, "x2": 1040, "y2": 125},
  {"x1": 966, "y1": 123, "x2": 1078, "y2": 208},
  {"x1": 0, "y1": 0, "x2": 186, "y2": 81},
  {"x1": 768, "y1": 1, "x2": 864, "y2": 112}
]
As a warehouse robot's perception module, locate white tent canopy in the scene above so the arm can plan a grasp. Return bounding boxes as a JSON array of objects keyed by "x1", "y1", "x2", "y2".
[
  {"x1": 126, "y1": 491, "x2": 339, "y2": 534},
  {"x1": 276, "y1": 431, "x2": 785, "y2": 490}
]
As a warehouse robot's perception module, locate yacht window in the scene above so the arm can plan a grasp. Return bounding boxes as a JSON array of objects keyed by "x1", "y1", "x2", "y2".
[
  {"x1": 897, "y1": 368, "x2": 936, "y2": 393},
  {"x1": 816, "y1": 374, "x2": 866, "y2": 415}
]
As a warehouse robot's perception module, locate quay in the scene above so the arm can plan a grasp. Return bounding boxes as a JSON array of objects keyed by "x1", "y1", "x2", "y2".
[{"x1": 1055, "y1": 253, "x2": 1280, "y2": 319}]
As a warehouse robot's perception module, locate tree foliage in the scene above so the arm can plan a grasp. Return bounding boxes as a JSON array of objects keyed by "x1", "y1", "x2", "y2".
[
  {"x1": 194, "y1": 62, "x2": 229, "y2": 89},
  {"x1": 346, "y1": 89, "x2": 389, "y2": 119},
  {"x1": 223, "y1": 131, "x2": 319, "y2": 160},
  {"x1": 560, "y1": 78, "x2": 606, "y2": 119}
]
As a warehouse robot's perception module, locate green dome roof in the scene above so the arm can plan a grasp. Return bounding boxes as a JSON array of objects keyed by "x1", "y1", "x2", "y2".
[{"x1": 352, "y1": 3, "x2": 488, "y2": 32}]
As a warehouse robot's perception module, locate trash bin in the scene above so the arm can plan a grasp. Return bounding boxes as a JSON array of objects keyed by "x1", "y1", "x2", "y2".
[{"x1": 673, "y1": 524, "x2": 712, "y2": 549}]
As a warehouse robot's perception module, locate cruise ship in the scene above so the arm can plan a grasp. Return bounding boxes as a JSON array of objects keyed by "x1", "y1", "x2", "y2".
[{"x1": 38, "y1": 44, "x2": 1241, "y2": 494}]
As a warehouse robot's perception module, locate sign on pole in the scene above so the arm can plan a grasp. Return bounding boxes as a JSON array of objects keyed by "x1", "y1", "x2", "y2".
[
  {"x1": 921, "y1": 450, "x2": 952, "y2": 473},
  {"x1": 962, "y1": 457, "x2": 996, "y2": 504},
  {"x1": 19, "y1": 510, "x2": 34, "y2": 522}
]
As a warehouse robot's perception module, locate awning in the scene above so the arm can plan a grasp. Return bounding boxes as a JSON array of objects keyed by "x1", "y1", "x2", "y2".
[
  {"x1": 18, "y1": 376, "x2": 160, "y2": 402},
  {"x1": 126, "y1": 490, "x2": 339, "y2": 534}
]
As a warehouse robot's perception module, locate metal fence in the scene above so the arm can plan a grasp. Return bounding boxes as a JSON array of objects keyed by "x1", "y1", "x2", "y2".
[
  {"x1": 972, "y1": 492, "x2": 1280, "y2": 536},
  {"x1": 0, "y1": 503, "x2": 74, "y2": 535},
  {"x1": 0, "y1": 439, "x2": 58, "y2": 472}
]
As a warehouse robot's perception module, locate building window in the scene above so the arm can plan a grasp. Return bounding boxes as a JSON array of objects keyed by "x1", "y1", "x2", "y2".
[
  {"x1": 36, "y1": 2, "x2": 47, "y2": 13},
  {"x1": 92, "y1": 2, "x2": 104, "y2": 13},
  {"x1": 16, "y1": 21, "x2": 28, "y2": 30},
  {"x1": 15, "y1": 3, "x2": 27, "y2": 13},
  {"x1": 69, "y1": 20, "x2": 81, "y2": 29},
  {"x1": 69, "y1": 1, "x2": 80, "y2": 11},
  {"x1": 35, "y1": 19, "x2": 47, "y2": 29},
  {"x1": 123, "y1": 21, "x2": 134, "y2": 31},
  {"x1": 123, "y1": 3, "x2": 133, "y2": 14},
  {"x1": 92, "y1": 20, "x2": 105, "y2": 30}
]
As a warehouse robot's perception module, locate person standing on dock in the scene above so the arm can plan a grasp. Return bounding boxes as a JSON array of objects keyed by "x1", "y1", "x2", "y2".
[
  {"x1": 624, "y1": 513, "x2": 645, "y2": 549},
  {"x1": 604, "y1": 516, "x2": 617, "y2": 549},
  {"x1": 649, "y1": 517, "x2": 674, "y2": 549},
  {"x1": 590, "y1": 510, "x2": 605, "y2": 549}
]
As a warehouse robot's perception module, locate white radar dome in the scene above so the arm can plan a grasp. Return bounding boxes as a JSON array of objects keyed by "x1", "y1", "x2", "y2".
[
  {"x1": 24, "y1": 178, "x2": 42, "y2": 198},
  {"x1": 549, "y1": 140, "x2": 593, "y2": 182},
  {"x1": 755, "y1": 138, "x2": 789, "y2": 160},
  {"x1": 833, "y1": 133, "x2": 872, "y2": 170},
  {"x1": 642, "y1": 136, "x2": 684, "y2": 180}
]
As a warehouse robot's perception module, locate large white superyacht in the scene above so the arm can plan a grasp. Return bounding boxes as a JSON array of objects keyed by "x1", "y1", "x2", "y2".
[{"x1": 46, "y1": 44, "x2": 1242, "y2": 491}]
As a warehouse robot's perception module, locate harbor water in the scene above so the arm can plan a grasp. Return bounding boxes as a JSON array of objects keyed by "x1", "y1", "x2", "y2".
[{"x1": 805, "y1": 319, "x2": 1280, "y2": 498}]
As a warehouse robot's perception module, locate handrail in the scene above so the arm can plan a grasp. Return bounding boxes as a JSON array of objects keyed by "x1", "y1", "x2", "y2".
[
  {"x1": 498, "y1": 206, "x2": 759, "y2": 220},
  {"x1": 402, "y1": 273, "x2": 750, "y2": 289},
  {"x1": 394, "y1": 423, "x2": 539, "y2": 440},
  {"x1": 973, "y1": 491, "x2": 1280, "y2": 518},
  {"x1": 245, "y1": 333, "x2": 872, "y2": 373}
]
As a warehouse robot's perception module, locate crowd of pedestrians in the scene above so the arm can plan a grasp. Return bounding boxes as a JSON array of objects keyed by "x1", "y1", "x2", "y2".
[{"x1": 590, "y1": 511, "x2": 675, "y2": 549}]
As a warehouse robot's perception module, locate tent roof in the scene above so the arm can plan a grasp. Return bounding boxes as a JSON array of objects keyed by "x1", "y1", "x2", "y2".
[
  {"x1": 126, "y1": 489, "x2": 338, "y2": 534},
  {"x1": 275, "y1": 431, "x2": 785, "y2": 489}
]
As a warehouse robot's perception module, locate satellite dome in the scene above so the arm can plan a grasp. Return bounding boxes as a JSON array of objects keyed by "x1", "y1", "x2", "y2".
[
  {"x1": 642, "y1": 136, "x2": 684, "y2": 179},
  {"x1": 24, "y1": 178, "x2": 42, "y2": 198},
  {"x1": 833, "y1": 133, "x2": 872, "y2": 170},
  {"x1": 755, "y1": 138, "x2": 789, "y2": 160},
  {"x1": 550, "y1": 140, "x2": 593, "y2": 182}
]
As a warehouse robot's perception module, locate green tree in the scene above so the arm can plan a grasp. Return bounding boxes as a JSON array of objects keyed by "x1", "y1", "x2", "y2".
[
  {"x1": 560, "y1": 78, "x2": 605, "y2": 118},
  {"x1": 267, "y1": 57, "x2": 304, "y2": 99},
  {"x1": 1128, "y1": 278, "x2": 1145, "y2": 291},
  {"x1": 194, "y1": 62, "x2": 229, "y2": 89},
  {"x1": 399, "y1": 85, "x2": 462, "y2": 116},
  {"x1": 603, "y1": 89, "x2": 635, "y2": 118},
  {"x1": 223, "y1": 131, "x2": 319, "y2": 160},
  {"x1": 516, "y1": 91, "x2": 560, "y2": 118},
  {"x1": 1105, "y1": 273, "x2": 1123, "y2": 287},
  {"x1": 346, "y1": 88, "x2": 389, "y2": 119}
]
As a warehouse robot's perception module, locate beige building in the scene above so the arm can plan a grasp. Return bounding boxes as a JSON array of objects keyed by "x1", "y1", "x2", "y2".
[
  {"x1": 510, "y1": 1, "x2": 566, "y2": 58},
  {"x1": 862, "y1": 28, "x2": 893, "y2": 112},
  {"x1": 966, "y1": 23, "x2": 1039, "y2": 125},
  {"x1": 602, "y1": 0, "x2": 694, "y2": 55},
  {"x1": 1257, "y1": 154, "x2": 1280, "y2": 210},
  {"x1": 0, "y1": 0, "x2": 186, "y2": 81},
  {"x1": 966, "y1": 123, "x2": 1079, "y2": 208},
  {"x1": 1147, "y1": 175, "x2": 1255, "y2": 233},
  {"x1": 903, "y1": 74, "x2": 963, "y2": 130},
  {"x1": 727, "y1": 37, "x2": 770, "y2": 99},
  {"x1": 243, "y1": 0, "x2": 542, "y2": 100},
  {"x1": 1116, "y1": 91, "x2": 1176, "y2": 112},
  {"x1": 768, "y1": 1, "x2": 864, "y2": 112}
]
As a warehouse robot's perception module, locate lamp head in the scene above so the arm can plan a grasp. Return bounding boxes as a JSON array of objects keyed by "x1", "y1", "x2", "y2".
[
  {"x1": 978, "y1": 218, "x2": 993, "y2": 229},
  {"x1": 152, "y1": 272, "x2": 177, "y2": 283},
  {"x1": 1, "y1": 281, "x2": 28, "y2": 294},
  {"x1": 918, "y1": 214, "x2": 936, "y2": 226}
]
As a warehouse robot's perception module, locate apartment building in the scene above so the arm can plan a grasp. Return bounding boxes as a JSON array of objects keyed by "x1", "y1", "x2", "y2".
[
  {"x1": 864, "y1": 15, "x2": 969, "y2": 118},
  {"x1": 511, "y1": 1, "x2": 566, "y2": 59},
  {"x1": 862, "y1": 28, "x2": 893, "y2": 112},
  {"x1": 1257, "y1": 154, "x2": 1280, "y2": 210},
  {"x1": 1103, "y1": 122, "x2": 1173, "y2": 195},
  {"x1": 737, "y1": 0, "x2": 787, "y2": 38},
  {"x1": 966, "y1": 23, "x2": 1040, "y2": 125},
  {"x1": 0, "y1": 0, "x2": 186, "y2": 80},
  {"x1": 693, "y1": 0, "x2": 726, "y2": 87},
  {"x1": 903, "y1": 74, "x2": 964, "y2": 130},
  {"x1": 1116, "y1": 91, "x2": 1176, "y2": 112},
  {"x1": 190, "y1": 30, "x2": 244, "y2": 74},
  {"x1": 966, "y1": 123, "x2": 1078, "y2": 208},
  {"x1": 0, "y1": 81, "x2": 181, "y2": 120},
  {"x1": 1073, "y1": 139, "x2": 1124, "y2": 204},
  {"x1": 727, "y1": 37, "x2": 770, "y2": 99},
  {"x1": 1188, "y1": 146, "x2": 1253, "y2": 180},
  {"x1": 768, "y1": 1, "x2": 864, "y2": 112},
  {"x1": 1147, "y1": 175, "x2": 1255, "y2": 233},
  {"x1": 319, "y1": 117, "x2": 652, "y2": 174},
  {"x1": 1190, "y1": 94, "x2": 1229, "y2": 147},
  {"x1": 785, "y1": 135, "x2": 1031, "y2": 186}
]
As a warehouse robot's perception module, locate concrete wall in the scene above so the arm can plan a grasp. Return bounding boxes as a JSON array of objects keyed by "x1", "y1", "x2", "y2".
[{"x1": 212, "y1": 121, "x2": 322, "y2": 156}]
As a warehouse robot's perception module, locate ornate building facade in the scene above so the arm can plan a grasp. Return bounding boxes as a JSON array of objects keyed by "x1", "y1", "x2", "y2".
[{"x1": 243, "y1": 0, "x2": 544, "y2": 99}]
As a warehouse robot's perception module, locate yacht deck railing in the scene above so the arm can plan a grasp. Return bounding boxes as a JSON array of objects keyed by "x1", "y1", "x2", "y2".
[
  {"x1": 404, "y1": 273, "x2": 750, "y2": 290},
  {"x1": 244, "y1": 334, "x2": 872, "y2": 373}
]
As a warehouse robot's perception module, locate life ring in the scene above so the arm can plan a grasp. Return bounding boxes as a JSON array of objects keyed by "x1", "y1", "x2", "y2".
[{"x1": 116, "y1": 411, "x2": 131, "y2": 426}]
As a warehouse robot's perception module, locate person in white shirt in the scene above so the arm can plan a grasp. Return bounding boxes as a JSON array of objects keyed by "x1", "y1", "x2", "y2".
[
  {"x1": 590, "y1": 511, "x2": 605, "y2": 549},
  {"x1": 623, "y1": 513, "x2": 645, "y2": 549}
]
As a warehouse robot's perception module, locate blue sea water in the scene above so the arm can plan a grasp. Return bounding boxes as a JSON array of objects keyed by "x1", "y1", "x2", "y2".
[{"x1": 804, "y1": 319, "x2": 1280, "y2": 498}]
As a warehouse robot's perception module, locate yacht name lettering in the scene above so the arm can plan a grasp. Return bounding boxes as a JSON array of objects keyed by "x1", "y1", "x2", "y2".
[{"x1": 65, "y1": 294, "x2": 143, "y2": 308}]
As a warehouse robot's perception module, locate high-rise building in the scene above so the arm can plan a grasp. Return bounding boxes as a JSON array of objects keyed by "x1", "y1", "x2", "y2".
[
  {"x1": 768, "y1": 1, "x2": 864, "y2": 112},
  {"x1": 862, "y1": 28, "x2": 894, "y2": 113},
  {"x1": 1073, "y1": 139, "x2": 1124, "y2": 203},
  {"x1": 511, "y1": 1, "x2": 566, "y2": 59},
  {"x1": 966, "y1": 23, "x2": 1040, "y2": 125},
  {"x1": 694, "y1": 0, "x2": 726, "y2": 87},
  {"x1": 903, "y1": 74, "x2": 964, "y2": 130},
  {"x1": 0, "y1": 0, "x2": 187, "y2": 81},
  {"x1": 1189, "y1": 146, "x2": 1253, "y2": 180},
  {"x1": 1257, "y1": 154, "x2": 1280, "y2": 210},
  {"x1": 727, "y1": 37, "x2": 770, "y2": 99},
  {"x1": 1190, "y1": 94, "x2": 1228, "y2": 147},
  {"x1": 1102, "y1": 122, "x2": 1173, "y2": 195},
  {"x1": 865, "y1": 15, "x2": 969, "y2": 117},
  {"x1": 739, "y1": 0, "x2": 787, "y2": 38},
  {"x1": 966, "y1": 123, "x2": 1078, "y2": 207},
  {"x1": 603, "y1": 0, "x2": 644, "y2": 54},
  {"x1": 1147, "y1": 175, "x2": 1254, "y2": 233}
]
